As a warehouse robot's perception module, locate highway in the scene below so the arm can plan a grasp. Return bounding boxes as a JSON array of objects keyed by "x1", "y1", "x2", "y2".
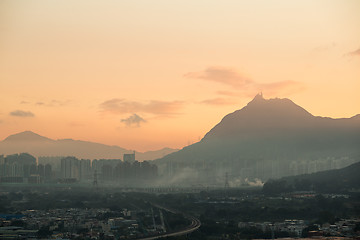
[{"x1": 136, "y1": 203, "x2": 201, "y2": 240}]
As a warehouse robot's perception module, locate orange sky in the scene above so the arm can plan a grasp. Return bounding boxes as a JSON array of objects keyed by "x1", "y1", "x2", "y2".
[{"x1": 1, "y1": 0, "x2": 359, "y2": 151}]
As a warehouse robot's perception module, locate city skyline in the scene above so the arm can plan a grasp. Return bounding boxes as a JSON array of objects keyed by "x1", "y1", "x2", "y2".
[{"x1": 1, "y1": 0, "x2": 360, "y2": 151}]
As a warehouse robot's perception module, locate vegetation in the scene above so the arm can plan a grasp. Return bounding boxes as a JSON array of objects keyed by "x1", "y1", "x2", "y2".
[{"x1": 263, "y1": 161, "x2": 360, "y2": 194}]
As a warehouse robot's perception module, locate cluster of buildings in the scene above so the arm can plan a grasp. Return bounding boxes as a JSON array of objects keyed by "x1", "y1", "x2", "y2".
[
  {"x1": 164, "y1": 156, "x2": 357, "y2": 186},
  {"x1": 238, "y1": 219, "x2": 306, "y2": 237},
  {"x1": 286, "y1": 157, "x2": 356, "y2": 177},
  {"x1": 58, "y1": 153, "x2": 136, "y2": 181},
  {"x1": 237, "y1": 219, "x2": 360, "y2": 238},
  {"x1": 0, "y1": 152, "x2": 158, "y2": 185},
  {"x1": 58, "y1": 154, "x2": 158, "y2": 184},
  {"x1": 0, "y1": 153, "x2": 52, "y2": 184},
  {"x1": 0, "y1": 206, "x2": 171, "y2": 240},
  {"x1": 317, "y1": 219, "x2": 360, "y2": 237},
  {"x1": 0, "y1": 208, "x2": 141, "y2": 239}
]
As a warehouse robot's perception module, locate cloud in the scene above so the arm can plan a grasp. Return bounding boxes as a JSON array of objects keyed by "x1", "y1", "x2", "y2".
[
  {"x1": 10, "y1": 110, "x2": 35, "y2": 117},
  {"x1": 184, "y1": 66, "x2": 252, "y2": 88},
  {"x1": 347, "y1": 47, "x2": 360, "y2": 56},
  {"x1": 39, "y1": 99, "x2": 71, "y2": 107},
  {"x1": 49, "y1": 99, "x2": 71, "y2": 106},
  {"x1": 200, "y1": 98, "x2": 237, "y2": 106},
  {"x1": 186, "y1": 66, "x2": 305, "y2": 97},
  {"x1": 20, "y1": 99, "x2": 71, "y2": 107},
  {"x1": 100, "y1": 99, "x2": 183, "y2": 116},
  {"x1": 121, "y1": 114, "x2": 147, "y2": 127},
  {"x1": 257, "y1": 80, "x2": 306, "y2": 96}
]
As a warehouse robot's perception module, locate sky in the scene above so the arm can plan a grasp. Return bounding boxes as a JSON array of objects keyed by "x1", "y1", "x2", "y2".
[{"x1": 1, "y1": 0, "x2": 359, "y2": 152}]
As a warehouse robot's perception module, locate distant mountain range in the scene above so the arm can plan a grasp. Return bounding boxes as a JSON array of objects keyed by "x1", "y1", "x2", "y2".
[
  {"x1": 155, "y1": 94, "x2": 360, "y2": 183},
  {"x1": 0, "y1": 131, "x2": 178, "y2": 161},
  {"x1": 263, "y1": 160, "x2": 360, "y2": 194}
]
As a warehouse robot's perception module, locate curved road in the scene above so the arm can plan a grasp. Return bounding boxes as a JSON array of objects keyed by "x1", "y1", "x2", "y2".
[{"x1": 136, "y1": 204, "x2": 201, "y2": 240}]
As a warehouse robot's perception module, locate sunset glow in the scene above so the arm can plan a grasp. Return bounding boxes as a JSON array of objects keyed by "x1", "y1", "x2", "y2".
[{"x1": 1, "y1": 0, "x2": 359, "y2": 151}]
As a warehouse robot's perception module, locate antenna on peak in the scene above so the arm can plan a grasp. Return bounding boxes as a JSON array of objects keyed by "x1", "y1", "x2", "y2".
[{"x1": 253, "y1": 92, "x2": 264, "y2": 100}]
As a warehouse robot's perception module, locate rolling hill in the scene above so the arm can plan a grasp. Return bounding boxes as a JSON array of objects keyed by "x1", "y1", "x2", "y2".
[{"x1": 0, "y1": 131, "x2": 178, "y2": 161}]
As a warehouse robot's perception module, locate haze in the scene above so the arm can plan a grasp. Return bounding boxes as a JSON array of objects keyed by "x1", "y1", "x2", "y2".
[{"x1": 1, "y1": 0, "x2": 359, "y2": 151}]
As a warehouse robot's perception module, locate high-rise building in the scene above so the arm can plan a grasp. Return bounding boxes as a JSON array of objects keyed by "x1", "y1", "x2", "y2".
[
  {"x1": 123, "y1": 152, "x2": 135, "y2": 163},
  {"x1": 0, "y1": 153, "x2": 36, "y2": 178},
  {"x1": 44, "y1": 164, "x2": 52, "y2": 180},
  {"x1": 38, "y1": 156, "x2": 64, "y2": 172},
  {"x1": 38, "y1": 164, "x2": 45, "y2": 177},
  {"x1": 61, "y1": 157, "x2": 80, "y2": 180},
  {"x1": 80, "y1": 159, "x2": 91, "y2": 180},
  {"x1": 0, "y1": 155, "x2": 5, "y2": 177},
  {"x1": 101, "y1": 164, "x2": 113, "y2": 181}
]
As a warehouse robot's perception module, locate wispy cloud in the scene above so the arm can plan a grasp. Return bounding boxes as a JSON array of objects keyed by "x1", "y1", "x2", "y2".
[
  {"x1": 200, "y1": 98, "x2": 237, "y2": 106},
  {"x1": 21, "y1": 99, "x2": 71, "y2": 107},
  {"x1": 312, "y1": 42, "x2": 337, "y2": 52},
  {"x1": 346, "y1": 47, "x2": 360, "y2": 56},
  {"x1": 121, "y1": 114, "x2": 147, "y2": 127},
  {"x1": 49, "y1": 99, "x2": 71, "y2": 106},
  {"x1": 186, "y1": 66, "x2": 305, "y2": 97},
  {"x1": 185, "y1": 66, "x2": 252, "y2": 88},
  {"x1": 38, "y1": 99, "x2": 71, "y2": 107},
  {"x1": 100, "y1": 99, "x2": 183, "y2": 116},
  {"x1": 10, "y1": 110, "x2": 35, "y2": 117}
]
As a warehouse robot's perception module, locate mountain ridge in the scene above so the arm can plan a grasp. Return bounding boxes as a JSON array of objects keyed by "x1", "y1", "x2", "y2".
[
  {"x1": 155, "y1": 95, "x2": 360, "y2": 184},
  {"x1": 202, "y1": 94, "x2": 359, "y2": 141},
  {"x1": 4, "y1": 131, "x2": 54, "y2": 142},
  {"x1": 0, "y1": 131, "x2": 179, "y2": 161}
]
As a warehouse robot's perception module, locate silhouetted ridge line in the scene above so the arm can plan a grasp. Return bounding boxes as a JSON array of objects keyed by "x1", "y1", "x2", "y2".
[
  {"x1": 0, "y1": 132, "x2": 179, "y2": 160},
  {"x1": 155, "y1": 95, "x2": 360, "y2": 185},
  {"x1": 4, "y1": 131, "x2": 54, "y2": 142}
]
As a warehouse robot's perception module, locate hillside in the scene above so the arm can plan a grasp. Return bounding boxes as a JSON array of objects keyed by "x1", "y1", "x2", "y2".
[
  {"x1": 263, "y1": 160, "x2": 360, "y2": 194},
  {"x1": 155, "y1": 94, "x2": 360, "y2": 185}
]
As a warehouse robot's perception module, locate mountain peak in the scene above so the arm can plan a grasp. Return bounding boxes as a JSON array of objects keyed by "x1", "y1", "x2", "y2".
[
  {"x1": 3, "y1": 131, "x2": 53, "y2": 142},
  {"x1": 201, "y1": 95, "x2": 314, "y2": 140},
  {"x1": 244, "y1": 94, "x2": 312, "y2": 117},
  {"x1": 156, "y1": 96, "x2": 360, "y2": 187},
  {"x1": 246, "y1": 92, "x2": 265, "y2": 105},
  {"x1": 253, "y1": 92, "x2": 264, "y2": 101}
]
